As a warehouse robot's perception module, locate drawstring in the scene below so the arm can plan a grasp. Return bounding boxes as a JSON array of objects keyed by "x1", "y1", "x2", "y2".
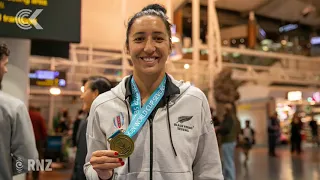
[
  {"x1": 166, "y1": 96, "x2": 177, "y2": 156},
  {"x1": 125, "y1": 98, "x2": 131, "y2": 124},
  {"x1": 124, "y1": 95, "x2": 177, "y2": 174},
  {"x1": 124, "y1": 98, "x2": 131, "y2": 173}
]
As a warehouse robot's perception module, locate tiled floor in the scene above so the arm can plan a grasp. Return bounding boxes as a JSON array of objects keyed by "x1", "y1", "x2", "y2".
[
  {"x1": 26, "y1": 145, "x2": 320, "y2": 180},
  {"x1": 235, "y1": 145, "x2": 320, "y2": 180}
]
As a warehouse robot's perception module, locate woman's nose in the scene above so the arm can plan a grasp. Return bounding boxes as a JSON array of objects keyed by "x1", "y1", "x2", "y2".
[{"x1": 144, "y1": 38, "x2": 156, "y2": 53}]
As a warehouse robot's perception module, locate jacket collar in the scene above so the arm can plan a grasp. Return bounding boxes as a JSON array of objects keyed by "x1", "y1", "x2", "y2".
[{"x1": 125, "y1": 73, "x2": 180, "y2": 100}]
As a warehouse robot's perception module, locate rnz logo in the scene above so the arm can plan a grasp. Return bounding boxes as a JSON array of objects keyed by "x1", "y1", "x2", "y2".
[{"x1": 28, "y1": 159, "x2": 52, "y2": 171}]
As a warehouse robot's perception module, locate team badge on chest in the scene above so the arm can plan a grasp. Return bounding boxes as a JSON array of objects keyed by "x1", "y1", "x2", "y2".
[{"x1": 113, "y1": 112, "x2": 125, "y2": 129}]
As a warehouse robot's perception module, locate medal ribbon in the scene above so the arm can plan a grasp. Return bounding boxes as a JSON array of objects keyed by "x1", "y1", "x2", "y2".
[{"x1": 109, "y1": 75, "x2": 166, "y2": 139}]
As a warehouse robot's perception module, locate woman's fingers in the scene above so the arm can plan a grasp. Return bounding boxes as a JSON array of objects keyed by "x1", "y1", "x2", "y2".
[
  {"x1": 92, "y1": 161, "x2": 124, "y2": 170},
  {"x1": 92, "y1": 150, "x2": 119, "y2": 157},
  {"x1": 90, "y1": 150, "x2": 124, "y2": 172},
  {"x1": 90, "y1": 155, "x2": 122, "y2": 164}
]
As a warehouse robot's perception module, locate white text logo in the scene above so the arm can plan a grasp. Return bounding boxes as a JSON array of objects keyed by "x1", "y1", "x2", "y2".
[
  {"x1": 15, "y1": 9, "x2": 43, "y2": 30},
  {"x1": 15, "y1": 158, "x2": 53, "y2": 172}
]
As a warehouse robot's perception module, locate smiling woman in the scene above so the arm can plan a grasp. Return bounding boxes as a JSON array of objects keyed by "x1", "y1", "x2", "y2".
[{"x1": 84, "y1": 4, "x2": 223, "y2": 180}]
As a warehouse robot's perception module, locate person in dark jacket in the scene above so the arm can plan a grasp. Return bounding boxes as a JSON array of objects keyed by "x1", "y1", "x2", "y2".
[
  {"x1": 29, "y1": 105, "x2": 47, "y2": 180},
  {"x1": 216, "y1": 103, "x2": 240, "y2": 180},
  {"x1": 71, "y1": 76, "x2": 112, "y2": 180},
  {"x1": 291, "y1": 113, "x2": 303, "y2": 154},
  {"x1": 309, "y1": 117, "x2": 319, "y2": 147},
  {"x1": 72, "y1": 109, "x2": 86, "y2": 147},
  {"x1": 268, "y1": 112, "x2": 280, "y2": 157}
]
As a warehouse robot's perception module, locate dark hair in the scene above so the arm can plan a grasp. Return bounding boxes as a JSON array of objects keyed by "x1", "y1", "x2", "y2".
[
  {"x1": 125, "y1": 4, "x2": 172, "y2": 49},
  {"x1": 85, "y1": 76, "x2": 112, "y2": 95},
  {"x1": 0, "y1": 44, "x2": 10, "y2": 60},
  {"x1": 78, "y1": 109, "x2": 84, "y2": 115}
]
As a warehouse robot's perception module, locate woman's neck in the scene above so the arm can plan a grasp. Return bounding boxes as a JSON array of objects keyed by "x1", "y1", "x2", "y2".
[{"x1": 133, "y1": 71, "x2": 166, "y2": 101}]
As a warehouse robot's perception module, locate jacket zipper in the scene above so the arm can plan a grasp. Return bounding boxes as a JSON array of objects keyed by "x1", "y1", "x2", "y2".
[
  {"x1": 125, "y1": 99, "x2": 159, "y2": 180},
  {"x1": 148, "y1": 108, "x2": 162, "y2": 180},
  {"x1": 124, "y1": 100, "x2": 131, "y2": 174},
  {"x1": 149, "y1": 118, "x2": 153, "y2": 180}
]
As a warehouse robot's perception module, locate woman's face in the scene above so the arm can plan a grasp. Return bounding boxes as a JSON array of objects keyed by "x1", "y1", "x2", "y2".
[
  {"x1": 80, "y1": 81, "x2": 98, "y2": 112},
  {"x1": 127, "y1": 15, "x2": 171, "y2": 76}
]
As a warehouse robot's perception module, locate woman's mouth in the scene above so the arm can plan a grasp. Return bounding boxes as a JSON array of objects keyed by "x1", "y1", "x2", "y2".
[{"x1": 140, "y1": 57, "x2": 159, "y2": 62}]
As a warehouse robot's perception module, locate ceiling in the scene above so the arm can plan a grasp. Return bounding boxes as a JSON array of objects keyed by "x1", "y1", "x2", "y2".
[{"x1": 197, "y1": 0, "x2": 320, "y2": 27}]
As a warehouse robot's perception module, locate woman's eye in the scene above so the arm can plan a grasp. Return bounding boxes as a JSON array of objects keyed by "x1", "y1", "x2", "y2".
[
  {"x1": 134, "y1": 37, "x2": 144, "y2": 42},
  {"x1": 154, "y1": 37, "x2": 164, "y2": 41}
]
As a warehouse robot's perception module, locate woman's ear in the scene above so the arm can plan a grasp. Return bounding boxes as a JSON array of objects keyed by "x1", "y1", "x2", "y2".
[{"x1": 93, "y1": 89, "x2": 99, "y2": 99}]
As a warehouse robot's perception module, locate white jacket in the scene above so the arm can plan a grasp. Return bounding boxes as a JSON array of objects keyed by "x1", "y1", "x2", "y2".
[{"x1": 84, "y1": 75, "x2": 223, "y2": 180}]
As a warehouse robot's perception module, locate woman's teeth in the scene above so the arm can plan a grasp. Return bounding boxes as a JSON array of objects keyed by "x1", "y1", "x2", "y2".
[{"x1": 142, "y1": 57, "x2": 156, "y2": 62}]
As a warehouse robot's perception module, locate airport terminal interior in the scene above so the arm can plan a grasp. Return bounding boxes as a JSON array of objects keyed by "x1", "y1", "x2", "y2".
[{"x1": 1, "y1": 0, "x2": 320, "y2": 179}]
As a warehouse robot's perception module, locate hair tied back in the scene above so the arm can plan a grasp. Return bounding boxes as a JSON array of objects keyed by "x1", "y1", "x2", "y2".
[{"x1": 141, "y1": 4, "x2": 167, "y2": 14}]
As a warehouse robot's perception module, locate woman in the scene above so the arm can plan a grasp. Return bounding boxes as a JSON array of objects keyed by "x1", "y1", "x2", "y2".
[
  {"x1": 71, "y1": 76, "x2": 112, "y2": 180},
  {"x1": 84, "y1": 4, "x2": 223, "y2": 180}
]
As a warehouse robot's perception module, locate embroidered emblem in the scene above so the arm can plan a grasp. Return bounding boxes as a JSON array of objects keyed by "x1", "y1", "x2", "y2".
[
  {"x1": 174, "y1": 116, "x2": 194, "y2": 132},
  {"x1": 113, "y1": 112, "x2": 125, "y2": 129},
  {"x1": 177, "y1": 116, "x2": 193, "y2": 123}
]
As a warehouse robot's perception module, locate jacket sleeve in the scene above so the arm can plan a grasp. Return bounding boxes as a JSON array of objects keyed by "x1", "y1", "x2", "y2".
[
  {"x1": 11, "y1": 103, "x2": 38, "y2": 175},
  {"x1": 84, "y1": 104, "x2": 109, "y2": 180},
  {"x1": 192, "y1": 96, "x2": 224, "y2": 180}
]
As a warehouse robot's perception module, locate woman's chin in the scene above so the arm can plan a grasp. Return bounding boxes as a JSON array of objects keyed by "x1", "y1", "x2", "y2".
[
  {"x1": 139, "y1": 65, "x2": 165, "y2": 75},
  {"x1": 141, "y1": 69, "x2": 162, "y2": 76},
  {"x1": 82, "y1": 105, "x2": 89, "y2": 112}
]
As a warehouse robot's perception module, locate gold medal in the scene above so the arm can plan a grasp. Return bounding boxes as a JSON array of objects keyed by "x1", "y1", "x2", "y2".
[{"x1": 108, "y1": 132, "x2": 134, "y2": 158}]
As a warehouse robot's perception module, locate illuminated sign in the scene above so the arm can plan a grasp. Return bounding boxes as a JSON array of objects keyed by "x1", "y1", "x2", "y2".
[
  {"x1": 311, "y1": 37, "x2": 320, "y2": 45},
  {"x1": 29, "y1": 70, "x2": 66, "y2": 87},
  {"x1": 287, "y1": 91, "x2": 302, "y2": 101},
  {"x1": 279, "y1": 24, "x2": 298, "y2": 33}
]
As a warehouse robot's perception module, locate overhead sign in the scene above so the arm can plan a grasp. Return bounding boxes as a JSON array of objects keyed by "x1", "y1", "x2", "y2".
[
  {"x1": 29, "y1": 70, "x2": 66, "y2": 87},
  {"x1": 0, "y1": 0, "x2": 81, "y2": 42},
  {"x1": 287, "y1": 91, "x2": 302, "y2": 101},
  {"x1": 279, "y1": 24, "x2": 298, "y2": 33}
]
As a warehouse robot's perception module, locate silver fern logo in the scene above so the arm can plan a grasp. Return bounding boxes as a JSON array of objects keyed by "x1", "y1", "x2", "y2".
[
  {"x1": 177, "y1": 116, "x2": 193, "y2": 123},
  {"x1": 174, "y1": 116, "x2": 194, "y2": 132},
  {"x1": 15, "y1": 157, "x2": 24, "y2": 173}
]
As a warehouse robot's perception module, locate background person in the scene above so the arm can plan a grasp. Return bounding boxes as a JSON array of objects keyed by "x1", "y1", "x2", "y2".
[
  {"x1": 0, "y1": 43, "x2": 38, "y2": 179},
  {"x1": 71, "y1": 76, "x2": 112, "y2": 180}
]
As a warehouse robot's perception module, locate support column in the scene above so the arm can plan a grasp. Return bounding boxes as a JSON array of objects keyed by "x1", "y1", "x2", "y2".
[
  {"x1": 88, "y1": 44, "x2": 93, "y2": 74},
  {"x1": 121, "y1": 0, "x2": 128, "y2": 77},
  {"x1": 173, "y1": 9, "x2": 183, "y2": 36},
  {"x1": 49, "y1": 95, "x2": 55, "y2": 133},
  {"x1": 192, "y1": 0, "x2": 200, "y2": 86},
  {"x1": 212, "y1": 1, "x2": 222, "y2": 72},
  {"x1": 1, "y1": 38, "x2": 30, "y2": 104},
  {"x1": 0, "y1": 37, "x2": 30, "y2": 180},
  {"x1": 166, "y1": 0, "x2": 173, "y2": 22},
  {"x1": 248, "y1": 11, "x2": 257, "y2": 49},
  {"x1": 207, "y1": 0, "x2": 215, "y2": 107},
  {"x1": 48, "y1": 58, "x2": 56, "y2": 134}
]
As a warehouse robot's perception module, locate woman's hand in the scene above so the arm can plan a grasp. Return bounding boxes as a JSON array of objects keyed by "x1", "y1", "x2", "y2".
[{"x1": 90, "y1": 150, "x2": 124, "y2": 180}]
